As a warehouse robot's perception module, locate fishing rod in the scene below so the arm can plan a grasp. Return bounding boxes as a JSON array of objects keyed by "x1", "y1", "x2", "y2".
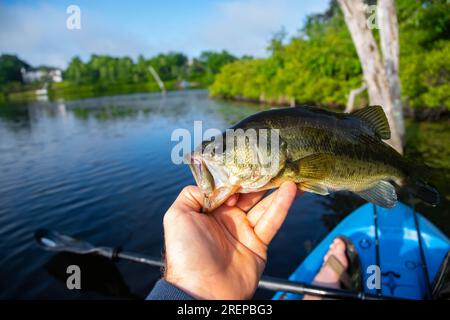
[{"x1": 34, "y1": 229, "x2": 398, "y2": 300}]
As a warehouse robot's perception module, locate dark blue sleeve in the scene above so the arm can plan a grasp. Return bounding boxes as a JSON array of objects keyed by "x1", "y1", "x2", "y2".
[{"x1": 146, "y1": 279, "x2": 195, "y2": 300}]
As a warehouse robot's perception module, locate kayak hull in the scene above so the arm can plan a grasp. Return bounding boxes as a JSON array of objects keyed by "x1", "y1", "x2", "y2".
[{"x1": 273, "y1": 202, "x2": 450, "y2": 300}]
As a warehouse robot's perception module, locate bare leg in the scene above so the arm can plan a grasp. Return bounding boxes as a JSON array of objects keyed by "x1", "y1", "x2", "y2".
[{"x1": 303, "y1": 238, "x2": 348, "y2": 300}]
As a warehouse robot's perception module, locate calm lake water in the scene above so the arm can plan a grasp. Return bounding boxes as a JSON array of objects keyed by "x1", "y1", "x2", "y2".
[{"x1": 0, "y1": 89, "x2": 447, "y2": 299}]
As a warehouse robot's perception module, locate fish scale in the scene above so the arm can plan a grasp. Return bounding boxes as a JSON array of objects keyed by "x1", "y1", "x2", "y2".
[{"x1": 188, "y1": 105, "x2": 439, "y2": 212}]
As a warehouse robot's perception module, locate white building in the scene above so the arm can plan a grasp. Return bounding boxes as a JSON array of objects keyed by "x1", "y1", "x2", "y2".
[
  {"x1": 48, "y1": 69, "x2": 63, "y2": 82},
  {"x1": 21, "y1": 67, "x2": 63, "y2": 83}
]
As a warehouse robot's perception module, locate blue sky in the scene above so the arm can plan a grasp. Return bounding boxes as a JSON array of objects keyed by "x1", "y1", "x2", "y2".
[{"x1": 0, "y1": 0, "x2": 329, "y2": 68}]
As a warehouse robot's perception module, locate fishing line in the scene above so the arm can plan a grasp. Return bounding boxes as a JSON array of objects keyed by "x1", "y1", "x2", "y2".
[
  {"x1": 409, "y1": 194, "x2": 432, "y2": 299},
  {"x1": 372, "y1": 204, "x2": 382, "y2": 297}
]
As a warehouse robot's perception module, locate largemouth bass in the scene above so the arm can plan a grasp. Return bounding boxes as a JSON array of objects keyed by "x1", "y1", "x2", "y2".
[{"x1": 187, "y1": 105, "x2": 439, "y2": 212}]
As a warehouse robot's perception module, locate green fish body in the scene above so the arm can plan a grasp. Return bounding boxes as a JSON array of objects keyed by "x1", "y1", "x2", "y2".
[{"x1": 188, "y1": 105, "x2": 438, "y2": 211}]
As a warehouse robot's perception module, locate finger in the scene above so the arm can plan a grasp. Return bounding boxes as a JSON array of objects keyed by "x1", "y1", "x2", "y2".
[
  {"x1": 235, "y1": 190, "x2": 267, "y2": 212},
  {"x1": 224, "y1": 194, "x2": 239, "y2": 207},
  {"x1": 247, "y1": 190, "x2": 279, "y2": 227},
  {"x1": 253, "y1": 182, "x2": 297, "y2": 245},
  {"x1": 247, "y1": 188, "x2": 302, "y2": 227},
  {"x1": 170, "y1": 185, "x2": 204, "y2": 212}
]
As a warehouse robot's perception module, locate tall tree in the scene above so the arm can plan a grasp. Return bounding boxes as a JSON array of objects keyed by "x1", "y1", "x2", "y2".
[
  {"x1": 378, "y1": 0, "x2": 404, "y2": 137},
  {"x1": 0, "y1": 54, "x2": 29, "y2": 85},
  {"x1": 338, "y1": 0, "x2": 404, "y2": 153}
]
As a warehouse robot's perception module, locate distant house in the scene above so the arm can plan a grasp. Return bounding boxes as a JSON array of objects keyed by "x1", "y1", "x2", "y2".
[
  {"x1": 48, "y1": 69, "x2": 63, "y2": 82},
  {"x1": 21, "y1": 67, "x2": 63, "y2": 83}
]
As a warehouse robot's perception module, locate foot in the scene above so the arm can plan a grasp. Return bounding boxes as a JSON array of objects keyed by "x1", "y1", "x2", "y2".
[{"x1": 303, "y1": 238, "x2": 348, "y2": 300}]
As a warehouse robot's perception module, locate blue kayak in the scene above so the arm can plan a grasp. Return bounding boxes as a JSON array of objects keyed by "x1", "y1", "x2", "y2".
[{"x1": 273, "y1": 202, "x2": 450, "y2": 300}]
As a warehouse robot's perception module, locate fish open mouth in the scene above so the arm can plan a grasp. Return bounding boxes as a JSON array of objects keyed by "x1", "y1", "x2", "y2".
[
  {"x1": 186, "y1": 153, "x2": 237, "y2": 212},
  {"x1": 186, "y1": 153, "x2": 215, "y2": 194}
]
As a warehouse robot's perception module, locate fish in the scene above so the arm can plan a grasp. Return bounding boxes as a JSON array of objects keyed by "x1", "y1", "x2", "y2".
[{"x1": 187, "y1": 105, "x2": 439, "y2": 212}]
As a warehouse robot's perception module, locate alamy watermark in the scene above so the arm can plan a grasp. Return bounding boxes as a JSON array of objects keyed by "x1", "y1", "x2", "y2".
[
  {"x1": 366, "y1": 5, "x2": 379, "y2": 30},
  {"x1": 66, "y1": 5, "x2": 81, "y2": 30},
  {"x1": 66, "y1": 264, "x2": 81, "y2": 290},
  {"x1": 64, "y1": 263, "x2": 381, "y2": 292},
  {"x1": 171, "y1": 121, "x2": 282, "y2": 177},
  {"x1": 366, "y1": 265, "x2": 381, "y2": 290}
]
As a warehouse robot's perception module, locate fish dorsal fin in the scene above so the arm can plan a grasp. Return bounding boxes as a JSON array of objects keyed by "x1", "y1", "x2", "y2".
[
  {"x1": 351, "y1": 105, "x2": 391, "y2": 140},
  {"x1": 298, "y1": 153, "x2": 334, "y2": 180},
  {"x1": 356, "y1": 180, "x2": 397, "y2": 208}
]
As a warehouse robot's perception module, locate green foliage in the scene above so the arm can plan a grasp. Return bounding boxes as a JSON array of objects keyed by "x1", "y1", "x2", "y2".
[
  {"x1": 397, "y1": 0, "x2": 450, "y2": 53},
  {"x1": 211, "y1": 0, "x2": 450, "y2": 109},
  {"x1": 48, "y1": 79, "x2": 174, "y2": 101},
  {"x1": 63, "y1": 50, "x2": 236, "y2": 88},
  {"x1": 65, "y1": 56, "x2": 93, "y2": 84},
  {"x1": 397, "y1": 0, "x2": 450, "y2": 109},
  {"x1": 401, "y1": 41, "x2": 450, "y2": 108},
  {"x1": 0, "y1": 54, "x2": 29, "y2": 87},
  {"x1": 211, "y1": 6, "x2": 361, "y2": 106},
  {"x1": 1, "y1": 50, "x2": 238, "y2": 100},
  {"x1": 65, "y1": 54, "x2": 145, "y2": 84},
  {"x1": 191, "y1": 50, "x2": 237, "y2": 83},
  {"x1": 148, "y1": 52, "x2": 188, "y2": 81},
  {"x1": 210, "y1": 59, "x2": 265, "y2": 100}
]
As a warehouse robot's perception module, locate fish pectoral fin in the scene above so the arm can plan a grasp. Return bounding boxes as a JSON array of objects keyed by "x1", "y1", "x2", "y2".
[
  {"x1": 356, "y1": 180, "x2": 397, "y2": 208},
  {"x1": 297, "y1": 153, "x2": 334, "y2": 180},
  {"x1": 299, "y1": 182, "x2": 330, "y2": 195},
  {"x1": 351, "y1": 105, "x2": 391, "y2": 140}
]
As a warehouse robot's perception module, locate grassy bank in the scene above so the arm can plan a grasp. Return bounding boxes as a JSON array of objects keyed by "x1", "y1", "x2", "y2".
[
  {"x1": 48, "y1": 81, "x2": 175, "y2": 100},
  {"x1": 2, "y1": 79, "x2": 212, "y2": 102}
]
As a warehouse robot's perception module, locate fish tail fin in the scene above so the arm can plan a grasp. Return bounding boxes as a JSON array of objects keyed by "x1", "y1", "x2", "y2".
[
  {"x1": 402, "y1": 161, "x2": 440, "y2": 206},
  {"x1": 404, "y1": 179, "x2": 440, "y2": 207}
]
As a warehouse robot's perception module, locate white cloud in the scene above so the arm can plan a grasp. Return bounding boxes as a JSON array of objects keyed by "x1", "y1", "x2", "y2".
[
  {"x1": 0, "y1": 0, "x2": 330, "y2": 67},
  {"x1": 192, "y1": 0, "x2": 329, "y2": 57},
  {"x1": 0, "y1": 3, "x2": 156, "y2": 68}
]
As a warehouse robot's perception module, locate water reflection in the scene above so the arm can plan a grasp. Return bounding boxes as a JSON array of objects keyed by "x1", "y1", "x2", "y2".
[
  {"x1": 44, "y1": 253, "x2": 140, "y2": 299},
  {"x1": 0, "y1": 90, "x2": 271, "y2": 299},
  {"x1": 320, "y1": 192, "x2": 366, "y2": 231},
  {"x1": 0, "y1": 89, "x2": 447, "y2": 299}
]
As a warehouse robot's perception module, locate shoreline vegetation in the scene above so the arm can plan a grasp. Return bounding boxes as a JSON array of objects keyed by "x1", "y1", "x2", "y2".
[
  {"x1": 209, "y1": 0, "x2": 449, "y2": 113},
  {"x1": 5, "y1": 80, "x2": 172, "y2": 101},
  {"x1": 208, "y1": 93, "x2": 450, "y2": 121},
  {"x1": 0, "y1": 0, "x2": 448, "y2": 121},
  {"x1": 0, "y1": 50, "x2": 237, "y2": 103}
]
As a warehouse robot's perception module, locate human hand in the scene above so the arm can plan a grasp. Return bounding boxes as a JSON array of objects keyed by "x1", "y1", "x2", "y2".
[{"x1": 162, "y1": 182, "x2": 299, "y2": 299}]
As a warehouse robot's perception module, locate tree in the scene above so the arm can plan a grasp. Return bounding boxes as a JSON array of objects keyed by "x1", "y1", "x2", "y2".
[
  {"x1": 187, "y1": 57, "x2": 206, "y2": 81},
  {"x1": 397, "y1": 0, "x2": 450, "y2": 109},
  {"x1": 378, "y1": 0, "x2": 404, "y2": 138},
  {"x1": 65, "y1": 56, "x2": 90, "y2": 84},
  {"x1": 0, "y1": 54, "x2": 29, "y2": 86},
  {"x1": 199, "y1": 51, "x2": 236, "y2": 74},
  {"x1": 149, "y1": 52, "x2": 189, "y2": 81},
  {"x1": 337, "y1": 0, "x2": 404, "y2": 153},
  {"x1": 210, "y1": 0, "x2": 449, "y2": 113},
  {"x1": 135, "y1": 55, "x2": 149, "y2": 82}
]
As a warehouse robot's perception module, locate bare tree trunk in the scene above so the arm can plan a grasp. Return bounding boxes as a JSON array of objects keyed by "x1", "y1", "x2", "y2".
[
  {"x1": 337, "y1": 0, "x2": 403, "y2": 153},
  {"x1": 377, "y1": 0, "x2": 404, "y2": 138},
  {"x1": 148, "y1": 66, "x2": 166, "y2": 95},
  {"x1": 345, "y1": 82, "x2": 367, "y2": 113}
]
